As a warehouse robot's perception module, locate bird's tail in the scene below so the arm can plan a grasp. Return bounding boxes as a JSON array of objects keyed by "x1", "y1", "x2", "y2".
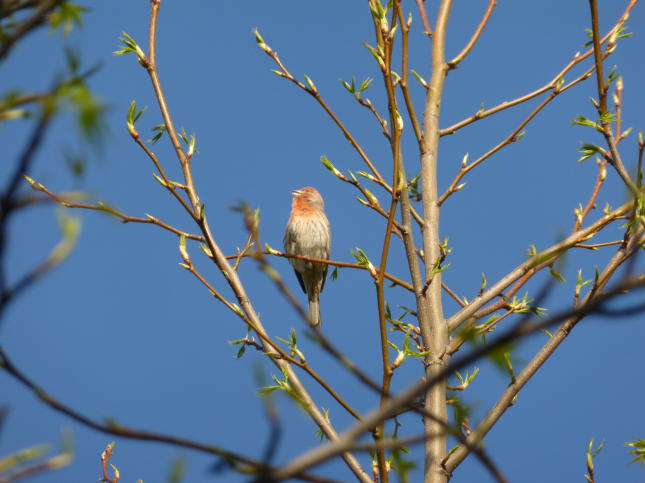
[{"x1": 308, "y1": 294, "x2": 321, "y2": 328}]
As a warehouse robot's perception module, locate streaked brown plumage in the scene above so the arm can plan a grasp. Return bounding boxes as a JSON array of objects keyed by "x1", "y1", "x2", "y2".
[{"x1": 284, "y1": 187, "x2": 331, "y2": 327}]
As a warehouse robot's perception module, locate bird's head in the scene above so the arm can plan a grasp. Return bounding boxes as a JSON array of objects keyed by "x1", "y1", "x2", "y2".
[{"x1": 292, "y1": 187, "x2": 325, "y2": 211}]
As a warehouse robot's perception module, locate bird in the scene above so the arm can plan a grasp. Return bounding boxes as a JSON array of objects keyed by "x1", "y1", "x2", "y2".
[{"x1": 284, "y1": 187, "x2": 331, "y2": 327}]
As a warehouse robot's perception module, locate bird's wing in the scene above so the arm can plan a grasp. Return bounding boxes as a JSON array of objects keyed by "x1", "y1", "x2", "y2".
[
  {"x1": 320, "y1": 245, "x2": 330, "y2": 293},
  {"x1": 294, "y1": 269, "x2": 307, "y2": 293}
]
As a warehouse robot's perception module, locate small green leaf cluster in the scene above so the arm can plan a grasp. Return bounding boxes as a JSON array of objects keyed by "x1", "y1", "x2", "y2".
[
  {"x1": 258, "y1": 367, "x2": 293, "y2": 397},
  {"x1": 626, "y1": 437, "x2": 645, "y2": 466},
  {"x1": 114, "y1": 32, "x2": 147, "y2": 66},
  {"x1": 49, "y1": 1, "x2": 88, "y2": 35},
  {"x1": 584, "y1": 438, "x2": 604, "y2": 483},
  {"x1": 341, "y1": 77, "x2": 373, "y2": 96},
  {"x1": 276, "y1": 329, "x2": 306, "y2": 363},
  {"x1": 507, "y1": 293, "x2": 547, "y2": 316}
]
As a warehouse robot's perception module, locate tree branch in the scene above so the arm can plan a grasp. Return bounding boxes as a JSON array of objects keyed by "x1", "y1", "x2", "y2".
[
  {"x1": 419, "y1": 1, "x2": 453, "y2": 481},
  {"x1": 447, "y1": 0, "x2": 496, "y2": 69},
  {"x1": 443, "y1": 226, "x2": 644, "y2": 473},
  {"x1": 0, "y1": 347, "x2": 336, "y2": 483}
]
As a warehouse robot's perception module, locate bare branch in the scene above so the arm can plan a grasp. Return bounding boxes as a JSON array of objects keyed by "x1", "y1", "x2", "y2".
[
  {"x1": 447, "y1": 0, "x2": 496, "y2": 69},
  {"x1": 0, "y1": 348, "x2": 337, "y2": 483},
  {"x1": 440, "y1": 0, "x2": 638, "y2": 136}
]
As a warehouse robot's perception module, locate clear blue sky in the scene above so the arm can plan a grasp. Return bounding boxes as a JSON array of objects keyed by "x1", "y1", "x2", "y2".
[{"x1": 2, "y1": 1, "x2": 645, "y2": 482}]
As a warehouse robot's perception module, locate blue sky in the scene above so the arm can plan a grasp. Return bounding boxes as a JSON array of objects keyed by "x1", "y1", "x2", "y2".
[{"x1": 2, "y1": 1, "x2": 645, "y2": 482}]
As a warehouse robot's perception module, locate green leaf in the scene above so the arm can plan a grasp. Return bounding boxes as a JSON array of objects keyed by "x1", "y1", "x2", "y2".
[
  {"x1": 410, "y1": 69, "x2": 428, "y2": 88},
  {"x1": 358, "y1": 77, "x2": 373, "y2": 92},
  {"x1": 330, "y1": 267, "x2": 338, "y2": 281},
  {"x1": 304, "y1": 74, "x2": 317, "y2": 92},
  {"x1": 549, "y1": 266, "x2": 565, "y2": 283},
  {"x1": 126, "y1": 100, "x2": 146, "y2": 126},
  {"x1": 148, "y1": 124, "x2": 166, "y2": 144},
  {"x1": 626, "y1": 437, "x2": 645, "y2": 465},
  {"x1": 320, "y1": 155, "x2": 343, "y2": 179},
  {"x1": 361, "y1": 42, "x2": 385, "y2": 70},
  {"x1": 314, "y1": 409, "x2": 331, "y2": 442},
  {"x1": 114, "y1": 32, "x2": 146, "y2": 64},
  {"x1": 479, "y1": 273, "x2": 487, "y2": 293},
  {"x1": 59, "y1": 81, "x2": 107, "y2": 145},
  {"x1": 450, "y1": 395, "x2": 471, "y2": 427},
  {"x1": 340, "y1": 78, "x2": 356, "y2": 94},
  {"x1": 598, "y1": 111, "x2": 618, "y2": 123},
  {"x1": 49, "y1": 1, "x2": 88, "y2": 35},
  {"x1": 49, "y1": 209, "x2": 81, "y2": 266},
  {"x1": 606, "y1": 65, "x2": 619, "y2": 83},
  {"x1": 578, "y1": 143, "x2": 607, "y2": 163},
  {"x1": 572, "y1": 115, "x2": 602, "y2": 132},
  {"x1": 167, "y1": 455, "x2": 187, "y2": 483},
  {"x1": 257, "y1": 386, "x2": 278, "y2": 396},
  {"x1": 351, "y1": 247, "x2": 370, "y2": 266},
  {"x1": 487, "y1": 343, "x2": 516, "y2": 377},
  {"x1": 0, "y1": 444, "x2": 51, "y2": 472}
]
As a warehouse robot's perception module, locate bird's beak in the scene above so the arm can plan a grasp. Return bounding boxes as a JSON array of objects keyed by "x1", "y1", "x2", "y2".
[{"x1": 292, "y1": 189, "x2": 302, "y2": 196}]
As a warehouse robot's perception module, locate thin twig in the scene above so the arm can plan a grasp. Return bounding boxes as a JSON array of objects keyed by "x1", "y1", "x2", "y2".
[
  {"x1": 443, "y1": 227, "x2": 644, "y2": 472},
  {"x1": 24, "y1": 180, "x2": 204, "y2": 241},
  {"x1": 369, "y1": 4, "x2": 405, "y2": 478},
  {"x1": 0, "y1": 0, "x2": 64, "y2": 61},
  {"x1": 397, "y1": 7, "x2": 423, "y2": 152},
  {"x1": 588, "y1": 0, "x2": 640, "y2": 196},
  {"x1": 439, "y1": 0, "x2": 638, "y2": 136},
  {"x1": 572, "y1": 159, "x2": 607, "y2": 232},
  {"x1": 136, "y1": 6, "x2": 373, "y2": 478},
  {"x1": 271, "y1": 273, "x2": 645, "y2": 480},
  {"x1": 447, "y1": 199, "x2": 633, "y2": 332},
  {"x1": 229, "y1": 250, "x2": 414, "y2": 292},
  {"x1": 414, "y1": 0, "x2": 433, "y2": 37},
  {"x1": 99, "y1": 444, "x2": 118, "y2": 483},
  {"x1": 258, "y1": 42, "x2": 386, "y2": 189},
  {"x1": 575, "y1": 240, "x2": 623, "y2": 249},
  {"x1": 447, "y1": 0, "x2": 496, "y2": 69}
]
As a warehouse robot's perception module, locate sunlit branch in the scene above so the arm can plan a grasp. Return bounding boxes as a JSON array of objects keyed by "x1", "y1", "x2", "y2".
[
  {"x1": 271, "y1": 272, "x2": 645, "y2": 480},
  {"x1": 183, "y1": 242, "x2": 363, "y2": 422},
  {"x1": 439, "y1": 0, "x2": 638, "y2": 136},
  {"x1": 24, "y1": 179, "x2": 203, "y2": 241},
  {"x1": 397, "y1": 7, "x2": 423, "y2": 152},
  {"x1": 439, "y1": 60, "x2": 602, "y2": 206},
  {"x1": 414, "y1": 0, "x2": 433, "y2": 37},
  {"x1": 447, "y1": 200, "x2": 633, "y2": 332},
  {"x1": 588, "y1": 0, "x2": 640, "y2": 197},
  {"x1": 130, "y1": 4, "x2": 373, "y2": 478},
  {"x1": 256, "y1": 38, "x2": 387, "y2": 189},
  {"x1": 447, "y1": 0, "x2": 496, "y2": 69},
  {"x1": 443, "y1": 227, "x2": 644, "y2": 472},
  {"x1": 418, "y1": 0, "x2": 454, "y2": 481},
  {"x1": 146, "y1": 0, "x2": 200, "y2": 212},
  {"x1": 572, "y1": 160, "x2": 607, "y2": 232}
]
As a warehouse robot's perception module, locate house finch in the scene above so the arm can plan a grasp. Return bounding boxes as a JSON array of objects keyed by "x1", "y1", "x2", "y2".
[{"x1": 284, "y1": 187, "x2": 331, "y2": 327}]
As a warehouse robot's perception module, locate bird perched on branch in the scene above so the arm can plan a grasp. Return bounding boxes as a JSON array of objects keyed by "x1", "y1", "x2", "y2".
[{"x1": 284, "y1": 187, "x2": 331, "y2": 327}]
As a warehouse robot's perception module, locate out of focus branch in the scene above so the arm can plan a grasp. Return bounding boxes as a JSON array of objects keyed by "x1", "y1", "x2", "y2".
[
  {"x1": 0, "y1": 0, "x2": 65, "y2": 61},
  {"x1": 443, "y1": 226, "x2": 644, "y2": 472},
  {"x1": 0, "y1": 347, "x2": 338, "y2": 483},
  {"x1": 270, "y1": 271, "x2": 645, "y2": 480}
]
